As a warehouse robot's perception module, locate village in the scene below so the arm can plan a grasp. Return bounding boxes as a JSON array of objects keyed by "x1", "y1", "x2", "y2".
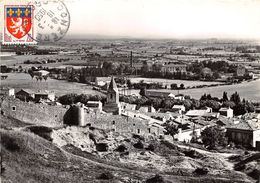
[{"x1": 1, "y1": 74, "x2": 260, "y2": 151}]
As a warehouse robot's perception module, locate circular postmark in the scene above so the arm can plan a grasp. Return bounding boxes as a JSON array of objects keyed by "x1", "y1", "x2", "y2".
[{"x1": 26, "y1": 0, "x2": 70, "y2": 43}]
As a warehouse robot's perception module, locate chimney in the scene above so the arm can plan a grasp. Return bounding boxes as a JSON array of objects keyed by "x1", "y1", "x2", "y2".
[{"x1": 130, "y1": 51, "x2": 133, "y2": 68}]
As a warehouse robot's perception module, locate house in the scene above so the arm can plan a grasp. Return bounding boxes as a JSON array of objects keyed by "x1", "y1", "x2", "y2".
[
  {"x1": 201, "y1": 67, "x2": 213, "y2": 77},
  {"x1": 161, "y1": 63, "x2": 187, "y2": 74},
  {"x1": 85, "y1": 61, "x2": 103, "y2": 69},
  {"x1": 174, "y1": 120, "x2": 213, "y2": 142},
  {"x1": 186, "y1": 109, "x2": 210, "y2": 117},
  {"x1": 35, "y1": 91, "x2": 55, "y2": 102},
  {"x1": 16, "y1": 89, "x2": 35, "y2": 99},
  {"x1": 219, "y1": 107, "x2": 233, "y2": 118},
  {"x1": 172, "y1": 105, "x2": 185, "y2": 113},
  {"x1": 174, "y1": 94, "x2": 185, "y2": 101},
  {"x1": 121, "y1": 102, "x2": 137, "y2": 111},
  {"x1": 95, "y1": 77, "x2": 111, "y2": 87},
  {"x1": 86, "y1": 101, "x2": 103, "y2": 112},
  {"x1": 143, "y1": 112, "x2": 174, "y2": 122},
  {"x1": 138, "y1": 105, "x2": 156, "y2": 113},
  {"x1": 236, "y1": 65, "x2": 246, "y2": 77},
  {"x1": 0, "y1": 87, "x2": 15, "y2": 97},
  {"x1": 226, "y1": 120, "x2": 260, "y2": 148}
]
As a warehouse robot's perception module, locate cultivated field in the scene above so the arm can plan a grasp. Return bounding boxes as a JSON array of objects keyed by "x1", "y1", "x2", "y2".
[
  {"x1": 129, "y1": 77, "x2": 222, "y2": 87},
  {"x1": 1, "y1": 73, "x2": 104, "y2": 97},
  {"x1": 125, "y1": 79, "x2": 260, "y2": 102}
]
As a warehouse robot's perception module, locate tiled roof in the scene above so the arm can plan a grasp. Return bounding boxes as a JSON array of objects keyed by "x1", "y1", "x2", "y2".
[
  {"x1": 17, "y1": 89, "x2": 35, "y2": 94},
  {"x1": 227, "y1": 120, "x2": 260, "y2": 131}
]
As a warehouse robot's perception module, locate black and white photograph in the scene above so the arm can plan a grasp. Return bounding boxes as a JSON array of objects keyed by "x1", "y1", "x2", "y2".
[{"x1": 0, "y1": 0, "x2": 260, "y2": 182}]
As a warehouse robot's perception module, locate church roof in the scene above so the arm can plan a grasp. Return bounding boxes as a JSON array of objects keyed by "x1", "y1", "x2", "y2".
[{"x1": 108, "y1": 76, "x2": 118, "y2": 92}]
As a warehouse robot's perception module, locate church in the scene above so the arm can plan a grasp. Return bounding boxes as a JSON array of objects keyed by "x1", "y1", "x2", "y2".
[{"x1": 103, "y1": 76, "x2": 121, "y2": 115}]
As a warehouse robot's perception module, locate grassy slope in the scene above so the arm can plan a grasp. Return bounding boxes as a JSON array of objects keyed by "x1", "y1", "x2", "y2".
[{"x1": 0, "y1": 116, "x2": 253, "y2": 183}]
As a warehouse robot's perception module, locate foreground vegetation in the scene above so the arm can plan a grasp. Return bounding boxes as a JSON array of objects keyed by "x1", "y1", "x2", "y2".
[{"x1": 0, "y1": 115, "x2": 258, "y2": 183}]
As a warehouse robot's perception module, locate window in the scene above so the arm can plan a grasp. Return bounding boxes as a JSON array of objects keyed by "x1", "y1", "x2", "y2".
[
  {"x1": 110, "y1": 94, "x2": 113, "y2": 99},
  {"x1": 148, "y1": 128, "x2": 151, "y2": 133},
  {"x1": 12, "y1": 106, "x2": 16, "y2": 111},
  {"x1": 137, "y1": 129, "x2": 140, "y2": 134},
  {"x1": 112, "y1": 121, "x2": 115, "y2": 125},
  {"x1": 133, "y1": 123, "x2": 135, "y2": 126}
]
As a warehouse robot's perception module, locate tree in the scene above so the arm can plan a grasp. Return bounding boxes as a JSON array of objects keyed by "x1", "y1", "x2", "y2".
[
  {"x1": 183, "y1": 99, "x2": 192, "y2": 111},
  {"x1": 161, "y1": 99, "x2": 174, "y2": 109},
  {"x1": 58, "y1": 93, "x2": 78, "y2": 105},
  {"x1": 43, "y1": 75, "x2": 48, "y2": 81},
  {"x1": 206, "y1": 94, "x2": 212, "y2": 100},
  {"x1": 28, "y1": 70, "x2": 34, "y2": 79},
  {"x1": 222, "y1": 101, "x2": 236, "y2": 109},
  {"x1": 233, "y1": 103, "x2": 247, "y2": 116},
  {"x1": 179, "y1": 83, "x2": 185, "y2": 89},
  {"x1": 126, "y1": 79, "x2": 132, "y2": 88},
  {"x1": 150, "y1": 98, "x2": 162, "y2": 109},
  {"x1": 200, "y1": 93, "x2": 207, "y2": 101},
  {"x1": 139, "y1": 87, "x2": 146, "y2": 96},
  {"x1": 222, "y1": 91, "x2": 228, "y2": 101},
  {"x1": 170, "y1": 83, "x2": 178, "y2": 90},
  {"x1": 245, "y1": 101, "x2": 255, "y2": 113},
  {"x1": 201, "y1": 126, "x2": 227, "y2": 149},
  {"x1": 230, "y1": 92, "x2": 241, "y2": 104},
  {"x1": 200, "y1": 100, "x2": 220, "y2": 112},
  {"x1": 164, "y1": 123, "x2": 179, "y2": 137}
]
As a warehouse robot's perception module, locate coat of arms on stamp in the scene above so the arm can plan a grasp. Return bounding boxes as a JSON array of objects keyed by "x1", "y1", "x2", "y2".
[{"x1": 3, "y1": 5, "x2": 36, "y2": 44}]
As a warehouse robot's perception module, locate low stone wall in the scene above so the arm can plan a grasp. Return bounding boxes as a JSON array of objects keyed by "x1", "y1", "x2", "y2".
[{"x1": 1, "y1": 97, "x2": 67, "y2": 127}]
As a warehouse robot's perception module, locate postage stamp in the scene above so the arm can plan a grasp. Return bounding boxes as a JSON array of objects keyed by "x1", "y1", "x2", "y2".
[{"x1": 3, "y1": 5, "x2": 36, "y2": 44}]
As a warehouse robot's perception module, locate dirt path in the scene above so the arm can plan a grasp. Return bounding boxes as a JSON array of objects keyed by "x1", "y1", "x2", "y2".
[{"x1": 176, "y1": 143, "x2": 237, "y2": 170}]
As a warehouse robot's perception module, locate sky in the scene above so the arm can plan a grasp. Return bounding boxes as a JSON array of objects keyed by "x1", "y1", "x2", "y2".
[
  {"x1": 0, "y1": 0, "x2": 259, "y2": 40},
  {"x1": 65, "y1": 0, "x2": 260, "y2": 40}
]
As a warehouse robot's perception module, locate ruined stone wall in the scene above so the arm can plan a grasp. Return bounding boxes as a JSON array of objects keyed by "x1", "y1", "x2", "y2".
[
  {"x1": 1, "y1": 98, "x2": 67, "y2": 127},
  {"x1": 85, "y1": 112, "x2": 164, "y2": 137}
]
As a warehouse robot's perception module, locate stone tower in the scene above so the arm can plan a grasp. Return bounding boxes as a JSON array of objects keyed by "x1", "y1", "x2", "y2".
[{"x1": 103, "y1": 76, "x2": 121, "y2": 114}]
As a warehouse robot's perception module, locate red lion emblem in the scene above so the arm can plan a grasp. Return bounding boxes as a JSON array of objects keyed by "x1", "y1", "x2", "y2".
[{"x1": 6, "y1": 7, "x2": 32, "y2": 39}]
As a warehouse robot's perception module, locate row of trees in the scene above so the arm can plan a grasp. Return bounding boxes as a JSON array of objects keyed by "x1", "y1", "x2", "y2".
[
  {"x1": 187, "y1": 60, "x2": 237, "y2": 74},
  {"x1": 58, "y1": 93, "x2": 106, "y2": 105},
  {"x1": 200, "y1": 91, "x2": 255, "y2": 115}
]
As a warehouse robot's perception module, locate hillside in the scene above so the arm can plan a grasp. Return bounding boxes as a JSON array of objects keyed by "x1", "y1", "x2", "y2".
[{"x1": 0, "y1": 115, "x2": 256, "y2": 183}]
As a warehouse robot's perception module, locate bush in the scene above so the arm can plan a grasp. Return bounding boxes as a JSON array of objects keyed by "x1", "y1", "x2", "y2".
[
  {"x1": 194, "y1": 168, "x2": 209, "y2": 175},
  {"x1": 97, "y1": 171, "x2": 114, "y2": 180},
  {"x1": 115, "y1": 144, "x2": 127, "y2": 152},
  {"x1": 133, "y1": 141, "x2": 144, "y2": 149},
  {"x1": 89, "y1": 126, "x2": 95, "y2": 131},
  {"x1": 201, "y1": 126, "x2": 227, "y2": 149},
  {"x1": 183, "y1": 149, "x2": 202, "y2": 159},
  {"x1": 234, "y1": 164, "x2": 246, "y2": 171},
  {"x1": 248, "y1": 169, "x2": 260, "y2": 180},
  {"x1": 132, "y1": 134, "x2": 145, "y2": 141},
  {"x1": 1, "y1": 134, "x2": 20, "y2": 152},
  {"x1": 27, "y1": 126, "x2": 53, "y2": 141},
  {"x1": 96, "y1": 143, "x2": 108, "y2": 152},
  {"x1": 146, "y1": 144, "x2": 155, "y2": 151},
  {"x1": 89, "y1": 134, "x2": 96, "y2": 144},
  {"x1": 146, "y1": 174, "x2": 165, "y2": 183}
]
